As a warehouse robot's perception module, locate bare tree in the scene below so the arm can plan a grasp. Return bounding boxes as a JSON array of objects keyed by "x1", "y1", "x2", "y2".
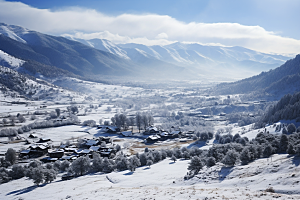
[{"x1": 136, "y1": 112, "x2": 142, "y2": 133}]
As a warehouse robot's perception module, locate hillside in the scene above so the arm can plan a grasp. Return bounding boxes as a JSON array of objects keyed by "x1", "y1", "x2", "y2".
[{"x1": 210, "y1": 54, "x2": 300, "y2": 98}]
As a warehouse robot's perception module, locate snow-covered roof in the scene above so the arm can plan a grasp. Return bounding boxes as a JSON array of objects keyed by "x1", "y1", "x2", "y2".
[
  {"x1": 121, "y1": 131, "x2": 132, "y2": 136},
  {"x1": 76, "y1": 149, "x2": 91, "y2": 154},
  {"x1": 160, "y1": 132, "x2": 169, "y2": 136},
  {"x1": 89, "y1": 146, "x2": 100, "y2": 151},
  {"x1": 147, "y1": 135, "x2": 161, "y2": 140},
  {"x1": 170, "y1": 131, "x2": 181, "y2": 135},
  {"x1": 85, "y1": 139, "x2": 98, "y2": 146},
  {"x1": 146, "y1": 126, "x2": 158, "y2": 132},
  {"x1": 20, "y1": 149, "x2": 30, "y2": 154}
]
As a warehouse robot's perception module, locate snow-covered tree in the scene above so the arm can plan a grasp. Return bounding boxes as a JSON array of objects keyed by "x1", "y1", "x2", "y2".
[
  {"x1": 188, "y1": 156, "x2": 204, "y2": 174},
  {"x1": 287, "y1": 123, "x2": 296, "y2": 133},
  {"x1": 128, "y1": 156, "x2": 141, "y2": 172},
  {"x1": 240, "y1": 147, "x2": 251, "y2": 165},
  {"x1": 5, "y1": 148, "x2": 16, "y2": 165},
  {"x1": 263, "y1": 145, "x2": 273, "y2": 158},
  {"x1": 221, "y1": 150, "x2": 239, "y2": 166},
  {"x1": 71, "y1": 156, "x2": 90, "y2": 176}
]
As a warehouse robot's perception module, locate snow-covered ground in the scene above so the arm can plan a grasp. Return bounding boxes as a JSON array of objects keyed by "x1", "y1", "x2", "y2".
[{"x1": 0, "y1": 154, "x2": 299, "y2": 200}]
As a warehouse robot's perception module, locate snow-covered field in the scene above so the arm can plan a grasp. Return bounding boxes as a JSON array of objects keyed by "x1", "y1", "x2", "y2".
[{"x1": 1, "y1": 154, "x2": 299, "y2": 200}]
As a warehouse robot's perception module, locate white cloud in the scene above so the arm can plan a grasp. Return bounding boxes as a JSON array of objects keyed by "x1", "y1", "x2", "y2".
[{"x1": 0, "y1": 0, "x2": 300, "y2": 54}]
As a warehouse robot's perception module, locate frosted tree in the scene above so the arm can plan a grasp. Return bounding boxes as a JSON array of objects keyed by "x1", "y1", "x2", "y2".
[
  {"x1": 43, "y1": 168, "x2": 57, "y2": 183},
  {"x1": 152, "y1": 150, "x2": 162, "y2": 163},
  {"x1": 146, "y1": 160, "x2": 153, "y2": 168},
  {"x1": 263, "y1": 145, "x2": 273, "y2": 158},
  {"x1": 116, "y1": 157, "x2": 128, "y2": 171},
  {"x1": 5, "y1": 148, "x2": 16, "y2": 165},
  {"x1": 32, "y1": 167, "x2": 44, "y2": 186},
  {"x1": 287, "y1": 143, "x2": 295, "y2": 155},
  {"x1": 128, "y1": 156, "x2": 141, "y2": 172},
  {"x1": 279, "y1": 134, "x2": 289, "y2": 153},
  {"x1": 71, "y1": 156, "x2": 90, "y2": 176},
  {"x1": 101, "y1": 157, "x2": 115, "y2": 173},
  {"x1": 171, "y1": 155, "x2": 177, "y2": 163},
  {"x1": 9, "y1": 164, "x2": 25, "y2": 179},
  {"x1": 139, "y1": 153, "x2": 147, "y2": 166},
  {"x1": 287, "y1": 123, "x2": 296, "y2": 133},
  {"x1": 92, "y1": 152, "x2": 103, "y2": 172},
  {"x1": 221, "y1": 150, "x2": 239, "y2": 166},
  {"x1": 206, "y1": 157, "x2": 216, "y2": 167},
  {"x1": 136, "y1": 112, "x2": 142, "y2": 133},
  {"x1": 240, "y1": 147, "x2": 251, "y2": 165},
  {"x1": 188, "y1": 156, "x2": 204, "y2": 174}
]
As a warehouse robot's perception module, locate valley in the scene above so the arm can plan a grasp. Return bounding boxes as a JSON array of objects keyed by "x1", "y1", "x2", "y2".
[{"x1": 0, "y1": 21, "x2": 300, "y2": 200}]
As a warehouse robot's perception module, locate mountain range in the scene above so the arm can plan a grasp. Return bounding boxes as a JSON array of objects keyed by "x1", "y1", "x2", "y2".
[
  {"x1": 67, "y1": 36, "x2": 290, "y2": 80},
  {"x1": 0, "y1": 22, "x2": 291, "y2": 82}
]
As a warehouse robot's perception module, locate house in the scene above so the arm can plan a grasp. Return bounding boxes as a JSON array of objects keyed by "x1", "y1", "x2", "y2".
[
  {"x1": 89, "y1": 146, "x2": 100, "y2": 152},
  {"x1": 29, "y1": 144, "x2": 49, "y2": 155},
  {"x1": 97, "y1": 126, "x2": 120, "y2": 133},
  {"x1": 121, "y1": 131, "x2": 132, "y2": 137},
  {"x1": 48, "y1": 149, "x2": 64, "y2": 158},
  {"x1": 37, "y1": 138, "x2": 52, "y2": 143},
  {"x1": 169, "y1": 131, "x2": 182, "y2": 138},
  {"x1": 19, "y1": 149, "x2": 31, "y2": 158},
  {"x1": 28, "y1": 134, "x2": 38, "y2": 138},
  {"x1": 85, "y1": 139, "x2": 99, "y2": 147},
  {"x1": 145, "y1": 134, "x2": 161, "y2": 143},
  {"x1": 144, "y1": 126, "x2": 159, "y2": 135},
  {"x1": 100, "y1": 148, "x2": 116, "y2": 158},
  {"x1": 159, "y1": 132, "x2": 170, "y2": 140}
]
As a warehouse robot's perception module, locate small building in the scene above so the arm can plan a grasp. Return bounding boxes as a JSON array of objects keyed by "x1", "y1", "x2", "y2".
[
  {"x1": 19, "y1": 149, "x2": 31, "y2": 158},
  {"x1": 144, "y1": 126, "x2": 159, "y2": 135},
  {"x1": 28, "y1": 134, "x2": 38, "y2": 138},
  {"x1": 145, "y1": 134, "x2": 161, "y2": 143},
  {"x1": 37, "y1": 138, "x2": 52, "y2": 143},
  {"x1": 100, "y1": 148, "x2": 116, "y2": 158},
  {"x1": 48, "y1": 149, "x2": 64, "y2": 158},
  {"x1": 169, "y1": 131, "x2": 182, "y2": 138},
  {"x1": 121, "y1": 131, "x2": 132, "y2": 137},
  {"x1": 89, "y1": 146, "x2": 100, "y2": 152}
]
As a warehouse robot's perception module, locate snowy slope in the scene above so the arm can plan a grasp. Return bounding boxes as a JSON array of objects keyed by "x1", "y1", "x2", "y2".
[
  {"x1": 0, "y1": 155, "x2": 299, "y2": 200},
  {"x1": 67, "y1": 37, "x2": 130, "y2": 60},
  {"x1": 0, "y1": 50, "x2": 25, "y2": 70},
  {"x1": 0, "y1": 23, "x2": 29, "y2": 43}
]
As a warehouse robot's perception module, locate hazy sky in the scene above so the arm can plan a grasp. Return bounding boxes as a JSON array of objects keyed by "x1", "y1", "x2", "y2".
[{"x1": 1, "y1": 0, "x2": 300, "y2": 54}]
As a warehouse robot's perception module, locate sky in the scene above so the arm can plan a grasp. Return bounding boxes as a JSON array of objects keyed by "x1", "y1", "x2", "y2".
[{"x1": 0, "y1": 0, "x2": 300, "y2": 55}]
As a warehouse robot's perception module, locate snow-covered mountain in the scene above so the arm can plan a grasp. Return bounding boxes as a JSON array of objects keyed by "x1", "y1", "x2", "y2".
[
  {"x1": 72, "y1": 37, "x2": 291, "y2": 79},
  {"x1": 0, "y1": 23, "x2": 188, "y2": 80}
]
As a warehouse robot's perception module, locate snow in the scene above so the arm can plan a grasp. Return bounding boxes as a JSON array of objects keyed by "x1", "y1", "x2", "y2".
[
  {"x1": 1, "y1": 155, "x2": 299, "y2": 199},
  {"x1": 0, "y1": 24, "x2": 27, "y2": 43},
  {"x1": 0, "y1": 50, "x2": 25, "y2": 69}
]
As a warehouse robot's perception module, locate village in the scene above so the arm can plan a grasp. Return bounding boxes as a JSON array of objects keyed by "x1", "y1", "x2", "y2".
[{"x1": 7, "y1": 123, "x2": 196, "y2": 169}]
